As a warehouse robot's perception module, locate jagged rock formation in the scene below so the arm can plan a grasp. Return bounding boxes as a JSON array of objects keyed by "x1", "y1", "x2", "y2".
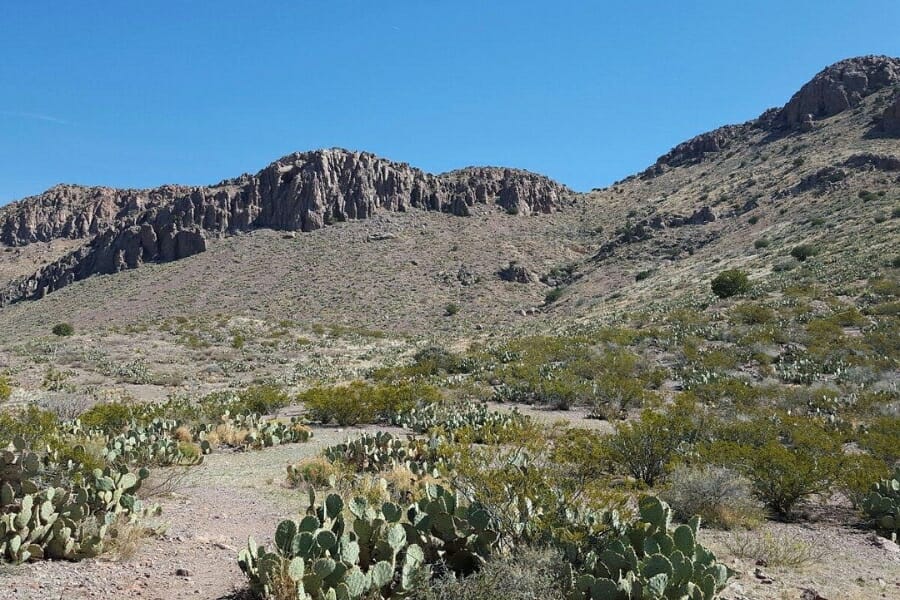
[
  {"x1": 881, "y1": 94, "x2": 900, "y2": 135},
  {"x1": 0, "y1": 149, "x2": 571, "y2": 305},
  {"x1": 0, "y1": 184, "x2": 192, "y2": 247},
  {"x1": 640, "y1": 125, "x2": 748, "y2": 177},
  {"x1": 776, "y1": 55, "x2": 900, "y2": 129}
]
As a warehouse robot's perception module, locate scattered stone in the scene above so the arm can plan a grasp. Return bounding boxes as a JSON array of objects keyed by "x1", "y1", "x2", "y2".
[
  {"x1": 498, "y1": 262, "x2": 537, "y2": 283},
  {"x1": 753, "y1": 567, "x2": 774, "y2": 584},
  {"x1": 366, "y1": 232, "x2": 397, "y2": 242}
]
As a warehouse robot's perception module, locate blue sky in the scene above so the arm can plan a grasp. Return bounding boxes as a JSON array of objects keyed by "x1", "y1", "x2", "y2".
[{"x1": 1, "y1": 2, "x2": 899, "y2": 202}]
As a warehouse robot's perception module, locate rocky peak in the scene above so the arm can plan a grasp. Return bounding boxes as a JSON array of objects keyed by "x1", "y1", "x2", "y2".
[{"x1": 775, "y1": 55, "x2": 900, "y2": 129}]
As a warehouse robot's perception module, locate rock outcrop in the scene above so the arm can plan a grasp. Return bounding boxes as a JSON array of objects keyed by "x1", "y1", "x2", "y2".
[
  {"x1": 640, "y1": 125, "x2": 748, "y2": 178},
  {"x1": 775, "y1": 55, "x2": 900, "y2": 129},
  {"x1": 880, "y1": 94, "x2": 900, "y2": 135},
  {"x1": 0, "y1": 149, "x2": 571, "y2": 305}
]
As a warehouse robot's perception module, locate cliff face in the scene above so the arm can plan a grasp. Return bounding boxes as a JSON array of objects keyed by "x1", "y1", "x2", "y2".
[
  {"x1": 0, "y1": 149, "x2": 571, "y2": 305},
  {"x1": 775, "y1": 55, "x2": 900, "y2": 129}
]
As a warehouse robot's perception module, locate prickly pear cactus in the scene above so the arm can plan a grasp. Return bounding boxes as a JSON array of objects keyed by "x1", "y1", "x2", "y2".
[
  {"x1": 563, "y1": 497, "x2": 730, "y2": 600},
  {"x1": 862, "y1": 469, "x2": 900, "y2": 540},
  {"x1": 238, "y1": 486, "x2": 498, "y2": 599}
]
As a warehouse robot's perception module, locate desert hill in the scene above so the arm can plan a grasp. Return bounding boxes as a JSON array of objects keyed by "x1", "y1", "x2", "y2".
[{"x1": 0, "y1": 55, "x2": 896, "y2": 352}]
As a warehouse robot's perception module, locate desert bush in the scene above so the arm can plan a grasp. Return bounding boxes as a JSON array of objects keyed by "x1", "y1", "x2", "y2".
[
  {"x1": 711, "y1": 269, "x2": 750, "y2": 299},
  {"x1": 0, "y1": 375, "x2": 11, "y2": 402},
  {"x1": 444, "y1": 302, "x2": 460, "y2": 316},
  {"x1": 722, "y1": 530, "x2": 825, "y2": 568},
  {"x1": 604, "y1": 408, "x2": 695, "y2": 486},
  {"x1": 790, "y1": 244, "x2": 818, "y2": 261},
  {"x1": 0, "y1": 405, "x2": 60, "y2": 447},
  {"x1": 301, "y1": 381, "x2": 440, "y2": 426},
  {"x1": 731, "y1": 302, "x2": 774, "y2": 325},
  {"x1": 79, "y1": 402, "x2": 135, "y2": 433},
  {"x1": 702, "y1": 416, "x2": 845, "y2": 518},
  {"x1": 662, "y1": 464, "x2": 765, "y2": 529},
  {"x1": 838, "y1": 454, "x2": 890, "y2": 508},
  {"x1": 236, "y1": 384, "x2": 290, "y2": 415},
  {"x1": 413, "y1": 546, "x2": 566, "y2": 600},
  {"x1": 753, "y1": 238, "x2": 769, "y2": 249},
  {"x1": 52, "y1": 322, "x2": 74, "y2": 336},
  {"x1": 544, "y1": 287, "x2": 564, "y2": 304}
]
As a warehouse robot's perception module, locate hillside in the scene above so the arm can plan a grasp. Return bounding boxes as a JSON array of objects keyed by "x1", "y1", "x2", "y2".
[{"x1": 0, "y1": 56, "x2": 898, "y2": 600}]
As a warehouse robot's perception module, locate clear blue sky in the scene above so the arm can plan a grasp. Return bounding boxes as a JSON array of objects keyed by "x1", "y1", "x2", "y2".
[{"x1": 2, "y1": 1, "x2": 899, "y2": 202}]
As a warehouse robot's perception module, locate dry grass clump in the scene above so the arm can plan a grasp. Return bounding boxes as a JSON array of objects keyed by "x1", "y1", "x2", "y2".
[
  {"x1": 412, "y1": 545, "x2": 566, "y2": 600},
  {"x1": 286, "y1": 456, "x2": 340, "y2": 489},
  {"x1": 102, "y1": 514, "x2": 164, "y2": 561},
  {"x1": 174, "y1": 425, "x2": 193, "y2": 443},
  {"x1": 205, "y1": 423, "x2": 250, "y2": 447},
  {"x1": 662, "y1": 464, "x2": 766, "y2": 529},
  {"x1": 722, "y1": 530, "x2": 826, "y2": 568}
]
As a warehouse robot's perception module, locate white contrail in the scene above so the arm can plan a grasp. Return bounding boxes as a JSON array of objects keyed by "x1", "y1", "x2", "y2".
[{"x1": 0, "y1": 110, "x2": 70, "y2": 125}]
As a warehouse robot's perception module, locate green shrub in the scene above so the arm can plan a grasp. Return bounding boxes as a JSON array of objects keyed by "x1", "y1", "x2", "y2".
[
  {"x1": 445, "y1": 303, "x2": 460, "y2": 316},
  {"x1": 544, "y1": 287, "x2": 564, "y2": 304},
  {"x1": 52, "y1": 322, "x2": 74, "y2": 336},
  {"x1": 0, "y1": 405, "x2": 59, "y2": 446},
  {"x1": 79, "y1": 402, "x2": 135, "y2": 433},
  {"x1": 0, "y1": 375, "x2": 11, "y2": 402},
  {"x1": 236, "y1": 384, "x2": 290, "y2": 415},
  {"x1": 711, "y1": 269, "x2": 751, "y2": 299},
  {"x1": 790, "y1": 244, "x2": 818, "y2": 261},
  {"x1": 748, "y1": 215, "x2": 759, "y2": 225},
  {"x1": 635, "y1": 268, "x2": 655, "y2": 282},
  {"x1": 753, "y1": 238, "x2": 769, "y2": 249},
  {"x1": 604, "y1": 409, "x2": 694, "y2": 486},
  {"x1": 231, "y1": 333, "x2": 245, "y2": 349},
  {"x1": 301, "y1": 381, "x2": 439, "y2": 426},
  {"x1": 702, "y1": 416, "x2": 844, "y2": 518}
]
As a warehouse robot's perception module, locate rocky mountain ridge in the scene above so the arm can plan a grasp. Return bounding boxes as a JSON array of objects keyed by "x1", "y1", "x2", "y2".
[
  {"x1": 640, "y1": 55, "x2": 900, "y2": 179},
  {"x1": 0, "y1": 149, "x2": 571, "y2": 304}
]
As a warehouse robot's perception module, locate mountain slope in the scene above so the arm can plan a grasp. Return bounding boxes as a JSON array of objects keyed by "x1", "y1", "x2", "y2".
[
  {"x1": 0, "y1": 149, "x2": 572, "y2": 305},
  {"x1": 0, "y1": 55, "x2": 896, "y2": 341}
]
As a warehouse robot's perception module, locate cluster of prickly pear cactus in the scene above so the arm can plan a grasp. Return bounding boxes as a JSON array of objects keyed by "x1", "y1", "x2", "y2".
[
  {"x1": 0, "y1": 439, "x2": 149, "y2": 564},
  {"x1": 563, "y1": 497, "x2": 729, "y2": 600},
  {"x1": 862, "y1": 469, "x2": 900, "y2": 539},
  {"x1": 393, "y1": 401, "x2": 524, "y2": 441},
  {"x1": 323, "y1": 432, "x2": 443, "y2": 476},
  {"x1": 239, "y1": 484, "x2": 499, "y2": 599}
]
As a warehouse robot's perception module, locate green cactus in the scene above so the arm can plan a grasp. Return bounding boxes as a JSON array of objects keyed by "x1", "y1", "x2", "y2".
[{"x1": 861, "y1": 468, "x2": 900, "y2": 539}]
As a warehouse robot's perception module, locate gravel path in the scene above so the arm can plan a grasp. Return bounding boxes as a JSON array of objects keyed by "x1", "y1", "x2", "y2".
[{"x1": 0, "y1": 425, "x2": 402, "y2": 600}]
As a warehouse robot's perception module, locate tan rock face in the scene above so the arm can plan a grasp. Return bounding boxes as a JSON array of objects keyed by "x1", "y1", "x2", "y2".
[{"x1": 0, "y1": 148, "x2": 571, "y2": 305}]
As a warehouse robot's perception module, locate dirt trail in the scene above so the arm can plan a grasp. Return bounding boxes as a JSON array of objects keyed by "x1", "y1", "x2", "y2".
[{"x1": 0, "y1": 425, "x2": 401, "y2": 600}]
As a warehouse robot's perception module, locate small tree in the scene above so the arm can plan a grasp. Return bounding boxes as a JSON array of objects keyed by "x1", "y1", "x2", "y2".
[
  {"x1": 52, "y1": 322, "x2": 74, "y2": 337},
  {"x1": 711, "y1": 269, "x2": 750, "y2": 299}
]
